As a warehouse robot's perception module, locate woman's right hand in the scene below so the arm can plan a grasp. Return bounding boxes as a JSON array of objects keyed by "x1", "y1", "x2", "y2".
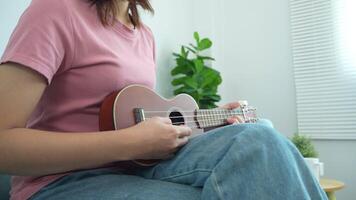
[{"x1": 123, "y1": 117, "x2": 192, "y2": 160}]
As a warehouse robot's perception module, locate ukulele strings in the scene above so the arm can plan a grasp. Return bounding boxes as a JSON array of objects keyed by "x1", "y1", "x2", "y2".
[
  {"x1": 144, "y1": 112, "x2": 245, "y2": 120},
  {"x1": 170, "y1": 120, "x2": 242, "y2": 129},
  {"x1": 144, "y1": 114, "x2": 243, "y2": 121},
  {"x1": 142, "y1": 109, "x2": 244, "y2": 113},
  {"x1": 139, "y1": 110, "x2": 255, "y2": 128},
  {"x1": 171, "y1": 118, "x2": 233, "y2": 126},
  {"x1": 146, "y1": 116, "x2": 244, "y2": 127},
  {"x1": 170, "y1": 117, "x2": 258, "y2": 129}
]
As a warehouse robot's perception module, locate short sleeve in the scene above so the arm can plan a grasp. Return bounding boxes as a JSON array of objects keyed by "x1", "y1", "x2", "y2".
[
  {"x1": 0, "y1": 0, "x2": 74, "y2": 84},
  {"x1": 152, "y1": 34, "x2": 156, "y2": 65},
  {"x1": 142, "y1": 24, "x2": 156, "y2": 66}
]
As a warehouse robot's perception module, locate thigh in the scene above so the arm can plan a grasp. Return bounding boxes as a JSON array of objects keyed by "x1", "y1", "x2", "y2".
[
  {"x1": 30, "y1": 168, "x2": 201, "y2": 200},
  {"x1": 137, "y1": 124, "x2": 268, "y2": 184},
  {"x1": 137, "y1": 122, "x2": 282, "y2": 185}
]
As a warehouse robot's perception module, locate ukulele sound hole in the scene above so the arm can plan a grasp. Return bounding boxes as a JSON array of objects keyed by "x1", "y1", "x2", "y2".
[{"x1": 169, "y1": 111, "x2": 185, "y2": 126}]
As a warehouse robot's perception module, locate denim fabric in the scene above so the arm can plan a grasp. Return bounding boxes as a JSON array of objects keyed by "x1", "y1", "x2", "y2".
[{"x1": 30, "y1": 121, "x2": 327, "y2": 200}]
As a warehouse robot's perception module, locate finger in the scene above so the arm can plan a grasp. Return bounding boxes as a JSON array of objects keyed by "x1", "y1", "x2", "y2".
[
  {"x1": 236, "y1": 116, "x2": 244, "y2": 123},
  {"x1": 175, "y1": 126, "x2": 192, "y2": 138},
  {"x1": 226, "y1": 117, "x2": 237, "y2": 124},
  {"x1": 221, "y1": 102, "x2": 241, "y2": 110},
  {"x1": 158, "y1": 117, "x2": 172, "y2": 124},
  {"x1": 228, "y1": 116, "x2": 243, "y2": 124},
  {"x1": 176, "y1": 136, "x2": 189, "y2": 147}
]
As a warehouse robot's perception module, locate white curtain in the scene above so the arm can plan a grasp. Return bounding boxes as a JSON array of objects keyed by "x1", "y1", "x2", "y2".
[{"x1": 290, "y1": 0, "x2": 356, "y2": 139}]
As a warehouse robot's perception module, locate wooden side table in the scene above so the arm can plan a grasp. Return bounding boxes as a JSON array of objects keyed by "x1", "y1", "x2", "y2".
[{"x1": 320, "y1": 179, "x2": 345, "y2": 200}]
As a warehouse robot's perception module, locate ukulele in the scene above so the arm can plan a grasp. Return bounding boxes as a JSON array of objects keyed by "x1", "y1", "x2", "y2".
[{"x1": 99, "y1": 85, "x2": 258, "y2": 168}]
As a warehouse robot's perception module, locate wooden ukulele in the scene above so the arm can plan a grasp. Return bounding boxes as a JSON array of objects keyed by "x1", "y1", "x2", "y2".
[{"x1": 99, "y1": 85, "x2": 258, "y2": 168}]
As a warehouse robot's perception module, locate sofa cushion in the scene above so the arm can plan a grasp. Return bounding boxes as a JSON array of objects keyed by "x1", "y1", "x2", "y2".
[{"x1": 0, "y1": 175, "x2": 10, "y2": 200}]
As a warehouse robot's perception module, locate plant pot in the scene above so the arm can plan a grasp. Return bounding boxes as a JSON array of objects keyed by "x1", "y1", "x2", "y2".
[{"x1": 304, "y1": 157, "x2": 324, "y2": 181}]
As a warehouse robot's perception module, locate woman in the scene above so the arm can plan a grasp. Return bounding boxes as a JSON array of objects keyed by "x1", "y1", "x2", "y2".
[{"x1": 0, "y1": 0, "x2": 327, "y2": 199}]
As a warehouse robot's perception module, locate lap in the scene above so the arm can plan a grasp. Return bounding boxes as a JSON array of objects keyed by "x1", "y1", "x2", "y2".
[
  {"x1": 138, "y1": 123, "x2": 284, "y2": 185},
  {"x1": 31, "y1": 121, "x2": 280, "y2": 200},
  {"x1": 30, "y1": 168, "x2": 201, "y2": 200}
]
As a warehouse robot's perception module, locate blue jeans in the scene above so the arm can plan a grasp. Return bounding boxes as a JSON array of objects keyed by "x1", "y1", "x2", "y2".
[{"x1": 30, "y1": 121, "x2": 327, "y2": 200}]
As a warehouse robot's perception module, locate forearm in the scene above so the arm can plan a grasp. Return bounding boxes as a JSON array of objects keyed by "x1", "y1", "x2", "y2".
[{"x1": 0, "y1": 128, "x2": 134, "y2": 176}]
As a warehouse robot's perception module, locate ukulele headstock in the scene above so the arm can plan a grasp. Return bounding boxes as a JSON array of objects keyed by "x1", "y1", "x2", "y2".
[{"x1": 240, "y1": 103, "x2": 259, "y2": 123}]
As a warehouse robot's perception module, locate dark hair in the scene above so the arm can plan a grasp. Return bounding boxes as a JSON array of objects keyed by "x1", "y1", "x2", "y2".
[{"x1": 88, "y1": 0, "x2": 154, "y2": 27}]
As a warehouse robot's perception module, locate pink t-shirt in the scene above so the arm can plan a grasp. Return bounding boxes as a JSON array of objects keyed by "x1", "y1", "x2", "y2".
[{"x1": 0, "y1": 0, "x2": 156, "y2": 199}]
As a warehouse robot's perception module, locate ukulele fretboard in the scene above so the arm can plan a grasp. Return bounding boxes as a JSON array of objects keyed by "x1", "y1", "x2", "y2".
[{"x1": 196, "y1": 107, "x2": 257, "y2": 129}]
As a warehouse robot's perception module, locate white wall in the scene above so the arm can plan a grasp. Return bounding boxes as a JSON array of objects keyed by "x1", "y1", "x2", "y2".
[
  {"x1": 213, "y1": 0, "x2": 297, "y2": 136},
  {"x1": 142, "y1": 0, "x2": 196, "y2": 97},
  {"x1": 0, "y1": 0, "x2": 31, "y2": 54},
  {"x1": 1, "y1": 1, "x2": 355, "y2": 199}
]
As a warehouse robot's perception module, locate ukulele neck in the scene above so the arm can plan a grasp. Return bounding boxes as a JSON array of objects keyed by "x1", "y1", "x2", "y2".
[{"x1": 195, "y1": 107, "x2": 257, "y2": 129}]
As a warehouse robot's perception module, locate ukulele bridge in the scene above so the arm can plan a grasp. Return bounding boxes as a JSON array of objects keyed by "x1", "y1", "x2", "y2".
[{"x1": 133, "y1": 108, "x2": 146, "y2": 124}]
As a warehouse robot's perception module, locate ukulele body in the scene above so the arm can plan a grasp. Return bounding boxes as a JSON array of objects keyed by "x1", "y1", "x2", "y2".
[
  {"x1": 100, "y1": 84, "x2": 204, "y2": 135},
  {"x1": 99, "y1": 85, "x2": 204, "y2": 168}
]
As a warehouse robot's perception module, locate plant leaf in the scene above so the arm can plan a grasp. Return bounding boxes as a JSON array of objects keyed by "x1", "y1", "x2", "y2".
[
  {"x1": 194, "y1": 32, "x2": 200, "y2": 44},
  {"x1": 171, "y1": 32, "x2": 221, "y2": 109},
  {"x1": 174, "y1": 86, "x2": 196, "y2": 95},
  {"x1": 172, "y1": 77, "x2": 198, "y2": 89},
  {"x1": 198, "y1": 56, "x2": 215, "y2": 61},
  {"x1": 171, "y1": 65, "x2": 192, "y2": 76},
  {"x1": 193, "y1": 59, "x2": 204, "y2": 73},
  {"x1": 173, "y1": 53, "x2": 181, "y2": 57},
  {"x1": 184, "y1": 45, "x2": 197, "y2": 54},
  {"x1": 291, "y1": 134, "x2": 318, "y2": 157},
  {"x1": 200, "y1": 67, "x2": 222, "y2": 88},
  {"x1": 198, "y1": 38, "x2": 213, "y2": 51},
  {"x1": 201, "y1": 94, "x2": 221, "y2": 102},
  {"x1": 189, "y1": 44, "x2": 198, "y2": 51}
]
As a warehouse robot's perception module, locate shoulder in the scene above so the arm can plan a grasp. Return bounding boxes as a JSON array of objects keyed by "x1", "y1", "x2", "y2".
[
  {"x1": 26, "y1": 0, "x2": 68, "y2": 18},
  {"x1": 140, "y1": 23, "x2": 154, "y2": 36},
  {"x1": 139, "y1": 23, "x2": 155, "y2": 42},
  {"x1": 23, "y1": 0, "x2": 80, "y2": 27}
]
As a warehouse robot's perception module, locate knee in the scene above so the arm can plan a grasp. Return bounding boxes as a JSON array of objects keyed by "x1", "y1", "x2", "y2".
[
  {"x1": 229, "y1": 123, "x2": 287, "y2": 148},
  {"x1": 210, "y1": 123, "x2": 288, "y2": 149},
  {"x1": 256, "y1": 124, "x2": 287, "y2": 144},
  {"x1": 257, "y1": 118, "x2": 274, "y2": 128}
]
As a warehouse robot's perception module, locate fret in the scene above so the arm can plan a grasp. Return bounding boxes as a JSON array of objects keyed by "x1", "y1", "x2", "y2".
[
  {"x1": 219, "y1": 109, "x2": 224, "y2": 125},
  {"x1": 214, "y1": 110, "x2": 218, "y2": 126},
  {"x1": 216, "y1": 110, "x2": 221, "y2": 126},
  {"x1": 211, "y1": 110, "x2": 214, "y2": 123},
  {"x1": 226, "y1": 109, "x2": 231, "y2": 122},
  {"x1": 227, "y1": 110, "x2": 231, "y2": 121},
  {"x1": 195, "y1": 106, "x2": 258, "y2": 129},
  {"x1": 232, "y1": 109, "x2": 240, "y2": 122},
  {"x1": 197, "y1": 109, "x2": 205, "y2": 128},
  {"x1": 221, "y1": 109, "x2": 227, "y2": 125},
  {"x1": 208, "y1": 109, "x2": 213, "y2": 127},
  {"x1": 198, "y1": 110, "x2": 202, "y2": 128},
  {"x1": 204, "y1": 109, "x2": 209, "y2": 127},
  {"x1": 213, "y1": 109, "x2": 218, "y2": 125}
]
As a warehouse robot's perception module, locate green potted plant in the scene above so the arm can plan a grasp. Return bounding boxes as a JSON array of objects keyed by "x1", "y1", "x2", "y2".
[
  {"x1": 291, "y1": 134, "x2": 318, "y2": 158},
  {"x1": 171, "y1": 32, "x2": 222, "y2": 109},
  {"x1": 291, "y1": 134, "x2": 324, "y2": 181}
]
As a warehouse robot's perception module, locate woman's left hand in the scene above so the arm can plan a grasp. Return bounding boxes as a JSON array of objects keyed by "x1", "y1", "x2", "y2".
[{"x1": 219, "y1": 101, "x2": 246, "y2": 124}]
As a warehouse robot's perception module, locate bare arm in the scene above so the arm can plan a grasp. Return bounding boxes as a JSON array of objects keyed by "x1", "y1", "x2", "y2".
[
  {"x1": 0, "y1": 63, "x2": 191, "y2": 176},
  {"x1": 0, "y1": 63, "x2": 130, "y2": 176},
  {"x1": 0, "y1": 128, "x2": 135, "y2": 176}
]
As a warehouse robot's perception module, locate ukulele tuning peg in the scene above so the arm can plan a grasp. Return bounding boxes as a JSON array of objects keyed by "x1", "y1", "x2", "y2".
[{"x1": 238, "y1": 100, "x2": 248, "y2": 107}]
